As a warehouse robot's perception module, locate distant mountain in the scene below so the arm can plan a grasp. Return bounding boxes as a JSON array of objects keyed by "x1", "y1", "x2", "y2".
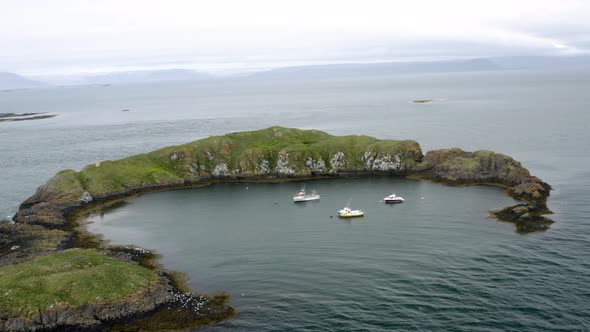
[
  {"x1": 67, "y1": 69, "x2": 212, "y2": 85},
  {"x1": 11, "y1": 56, "x2": 590, "y2": 88},
  {"x1": 248, "y1": 58, "x2": 502, "y2": 79},
  {"x1": 489, "y1": 55, "x2": 590, "y2": 70},
  {"x1": 0, "y1": 72, "x2": 46, "y2": 90}
]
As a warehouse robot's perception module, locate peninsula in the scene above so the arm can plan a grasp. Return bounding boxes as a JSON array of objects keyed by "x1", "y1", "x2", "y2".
[{"x1": 1, "y1": 127, "x2": 552, "y2": 331}]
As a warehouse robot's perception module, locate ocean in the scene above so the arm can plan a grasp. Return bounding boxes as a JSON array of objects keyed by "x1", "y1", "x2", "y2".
[{"x1": 1, "y1": 70, "x2": 589, "y2": 330}]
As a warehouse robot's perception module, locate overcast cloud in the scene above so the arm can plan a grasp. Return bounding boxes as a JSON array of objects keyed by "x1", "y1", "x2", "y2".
[{"x1": 1, "y1": 0, "x2": 589, "y2": 75}]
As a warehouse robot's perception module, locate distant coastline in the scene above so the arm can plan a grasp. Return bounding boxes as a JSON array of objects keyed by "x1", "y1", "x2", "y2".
[{"x1": 3, "y1": 55, "x2": 590, "y2": 89}]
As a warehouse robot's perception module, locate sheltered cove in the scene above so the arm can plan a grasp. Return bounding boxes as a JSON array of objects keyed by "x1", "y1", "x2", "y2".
[{"x1": 1, "y1": 127, "x2": 553, "y2": 331}]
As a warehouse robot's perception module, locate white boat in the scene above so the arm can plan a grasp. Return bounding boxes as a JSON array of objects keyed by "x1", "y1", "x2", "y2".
[
  {"x1": 383, "y1": 193, "x2": 405, "y2": 204},
  {"x1": 338, "y1": 207, "x2": 364, "y2": 218},
  {"x1": 293, "y1": 186, "x2": 320, "y2": 202}
]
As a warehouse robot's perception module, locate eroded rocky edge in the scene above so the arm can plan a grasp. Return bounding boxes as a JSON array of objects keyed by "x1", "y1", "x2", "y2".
[{"x1": 1, "y1": 126, "x2": 553, "y2": 330}]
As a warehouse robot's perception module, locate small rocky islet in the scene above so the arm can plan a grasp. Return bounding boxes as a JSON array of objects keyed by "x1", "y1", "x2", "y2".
[
  {"x1": 0, "y1": 112, "x2": 57, "y2": 123},
  {"x1": 0, "y1": 127, "x2": 552, "y2": 331}
]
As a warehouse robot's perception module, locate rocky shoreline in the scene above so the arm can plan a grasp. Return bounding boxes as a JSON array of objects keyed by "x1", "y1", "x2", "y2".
[
  {"x1": 1, "y1": 127, "x2": 553, "y2": 331},
  {"x1": 0, "y1": 234, "x2": 234, "y2": 332},
  {"x1": 413, "y1": 148, "x2": 553, "y2": 232}
]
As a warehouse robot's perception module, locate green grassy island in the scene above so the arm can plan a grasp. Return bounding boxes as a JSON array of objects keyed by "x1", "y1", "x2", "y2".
[
  {"x1": 1, "y1": 127, "x2": 553, "y2": 331},
  {"x1": 0, "y1": 249, "x2": 157, "y2": 314}
]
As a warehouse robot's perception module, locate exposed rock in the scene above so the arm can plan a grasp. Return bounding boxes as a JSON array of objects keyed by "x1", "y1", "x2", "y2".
[
  {"x1": 329, "y1": 151, "x2": 345, "y2": 172},
  {"x1": 305, "y1": 157, "x2": 326, "y2": 173},
  {"x1": 275, "y1": 153, "x2": 295, "y2": 176},
  {"x1": 256, "y1": 159, "x2": 271, "y2": 174},
  {"x1": 212, "y1": 163, "x2": 230, "y2": 177},
  {"x1": 189, "y1": 162, "x2": 199, "y2": 174},
  {"x1": 169, "y1": 154, "x2": 178, "y2": 161},
  {"x1": 413, "y1": 148, "x2": 553, "y2": 233},
  {"x1": 371, "y1": 153, "x2": 403, "y2": 172},
  {"x1": 415, "y1": 149, "x2": 533, "y2": 185},
  {"x1": 79, "y1": 191, "x2": 93, "y2": 203},
  {"x1": 361, "y1": 151, "x2": 404, "y2": 172}
]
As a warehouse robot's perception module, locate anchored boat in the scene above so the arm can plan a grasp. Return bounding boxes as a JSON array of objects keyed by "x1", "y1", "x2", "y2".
[
  {"x1": 338, "y1": 207, "x2": 364, "y2": 218},
  {"x1": 383, "y1": 193, "x2": 405, "y2": 204},
  {"x1": 293, "y1": 185, "x2": 320, "y2": 202}
]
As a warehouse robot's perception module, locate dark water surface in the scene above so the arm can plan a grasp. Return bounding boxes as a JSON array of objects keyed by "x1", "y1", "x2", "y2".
[
  {"x1": 87, "y1": 177, "x2": 583, "y2": 331},
  {"x1": 2, "y1": 70, "x2": 590, "y2": 330}
]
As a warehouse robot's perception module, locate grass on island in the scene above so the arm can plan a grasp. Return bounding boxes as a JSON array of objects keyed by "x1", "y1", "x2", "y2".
[
  {"x1": 445, "y1": 157, "x2": 480, "y2": 171},
  {"x1": 0, "y1": 248, "x2": 158, "y2": 315},
  {"x1": 46, "y1": 127, "x2": 421, "y2": 198},
  {"x1": 153, "y1": 127, "x2": 420, "y2": 173}
]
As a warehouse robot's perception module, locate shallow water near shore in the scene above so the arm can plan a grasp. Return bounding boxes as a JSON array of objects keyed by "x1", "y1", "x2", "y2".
[
  {"x1": 2, "y1": 70, "x2": 590, "y2": 330},
  {"x1": 86, "y1": 177, "x2": 577, "y2": 331}
]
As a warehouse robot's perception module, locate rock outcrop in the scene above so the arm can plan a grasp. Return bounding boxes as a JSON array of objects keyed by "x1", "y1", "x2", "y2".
[{"x1": 414, "y1": 148, "x2": 553, "y2": 232}]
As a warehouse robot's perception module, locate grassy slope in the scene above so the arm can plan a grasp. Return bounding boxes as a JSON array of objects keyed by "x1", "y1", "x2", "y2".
[
  {"x1": 149, "y1": 127, "x2": 417, "y2": 174},
  {"x1": 0, "y1": 249, "x2": 158, "y2": 315},
  {"x1": 47, "y1": 127, "x2": 421, "y2": 198}
]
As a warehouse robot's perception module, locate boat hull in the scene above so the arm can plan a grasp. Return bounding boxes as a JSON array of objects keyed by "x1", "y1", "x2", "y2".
[
  {"x1": 338, "y1": 213, "x2": 364, "y2": 218},
  {"x1": 293, "y1": 195, "x2": 320, "y2": 202},
  {"x1": 384, "y1": 199, "x2": 404, "y2": 204}
]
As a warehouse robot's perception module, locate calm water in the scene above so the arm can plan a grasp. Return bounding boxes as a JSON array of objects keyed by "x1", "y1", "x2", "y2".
[{"x1": 1, "y1": 70, "x2": 590, "y2": 330}]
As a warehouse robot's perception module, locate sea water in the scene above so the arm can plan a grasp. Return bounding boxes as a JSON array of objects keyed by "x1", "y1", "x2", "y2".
[{"x1": 1, "y1": 70, "x2": 589, "y2": 330}]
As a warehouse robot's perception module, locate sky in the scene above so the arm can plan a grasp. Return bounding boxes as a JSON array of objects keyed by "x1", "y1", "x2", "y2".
[{"x1": 1, "y1": 0, "x2": 589, "y2": 76}]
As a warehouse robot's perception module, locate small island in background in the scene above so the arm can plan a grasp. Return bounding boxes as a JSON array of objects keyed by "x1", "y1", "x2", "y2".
[
  {"x1": 0, "y1": 127, "x2": 553, "y2": 331},
  {"x1": 0, "y1": 113, "x2": 58, "y2": 123}
]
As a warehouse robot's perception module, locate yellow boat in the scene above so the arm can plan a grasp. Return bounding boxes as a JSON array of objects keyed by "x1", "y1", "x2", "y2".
[{"x1": 338, "y1": 207, "x2": 364, "y2": 218}]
